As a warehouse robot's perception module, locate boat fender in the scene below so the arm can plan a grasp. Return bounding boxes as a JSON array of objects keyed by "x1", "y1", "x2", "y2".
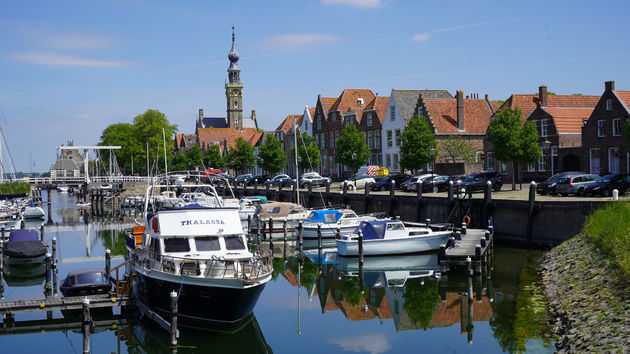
[
  {"x1": 152, "y1": 217, "x2": 159, "y2": 233},
  {"x1": 463, "y1": 215, "x2": 471, "y2": 227}
]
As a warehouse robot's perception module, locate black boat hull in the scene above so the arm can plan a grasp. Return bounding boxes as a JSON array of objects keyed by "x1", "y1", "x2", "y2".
[{"x1": 135, "y1": 273, "x2": 267, "y2": 324}]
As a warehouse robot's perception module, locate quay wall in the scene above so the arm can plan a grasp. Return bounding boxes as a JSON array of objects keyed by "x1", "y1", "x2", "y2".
[{"x1": 231, "y1": 185, "x2": 608, "y2": 247}]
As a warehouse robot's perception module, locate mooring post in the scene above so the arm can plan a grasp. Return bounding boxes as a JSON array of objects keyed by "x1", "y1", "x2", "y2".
[
  {"x1": 388, "y1": 181, "x2": 395, "y2": 217},
  {"x1": 363, "y1": 182, "x2": 370, "y2": 214},
  {"x1": 526, "y1": 181, "x2": 536, "y2": 244},
  {"x1": 105, "y1": 249, "x2": 111, "y2": 276},
  {"x1": 447, "y1": 181, "x2": 454, "y2": 203},
  {"x1": 439, "y1": 244, "x2": 446, "y2": 273},
  {"x1": 82, "y1": 298, "x2": 91, "y2": 354},
  {"x1": 297, "y1": 221, "x2": 303, "y2": 253},
  {"x1": 170, "y1": 290, "x2": 179, "y2": 347},
  {"x1": 342, "y1": 182, "x2": 348, "y2": 207},
  {"x1": 613, "y1": 189, "x2": 619, "y2": 201},
  {"x1": 425, "y1": 218, "x2": 431, "y2": 228},
  {"x1": 475, "y1": 244, "x2": 482, "y2": 274},
  {"x1": 283, "y1": 219, "x2": 288, "y2": 242},
  {"x1": 358, "y1": 230, "x2": 364, "y2": 267},
  {"x1": 317, "y1": 224, "x2": 322, "y2": 251},
  {"x1": 52, "y1": 237, "x2": 57, "y2": 270},
  {"x1": 44, "y1": 253, "x2": 52, "y2": 295},
  {"x1": 461, "y1": 223, "x2": 467, "y2": 235},
  {"x1": 268, "y1": 217, "x2": 274, "y2": 240},
  {"x1": 40, "y1": 224, "x2": 44, "y2": 242},
  {"x1": 483, "y1": 181, "x2": 492, "y2": 228},
  {"x1": 325, "y1": 180, "x2": 331, "y2": 206},
  {"x1": 254, "y1": 179, "x2": 258, "y2": 194},
  {"x1": 307, "y1": 182, "x2": 313, "y2": 209},
  {"x1": 291, "y1": 182, "x2": 296, "y2": 204}
]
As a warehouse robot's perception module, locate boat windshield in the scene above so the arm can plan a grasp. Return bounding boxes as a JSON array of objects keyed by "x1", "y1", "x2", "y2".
[
  {"x1": 372, "y1": 223, "x2": 386, "y2": 238},
  {"x1": 194, "y1": 237, "x2": 221, "y2": 251},
  {"x1": 164, "y1": 238, "x2": 190, "y2": 253},
  {"x1": 77, "y1": 272, "x2": 106, "y2": 284},
  {"x1": 386, "y1": 222, "x2": 405, "y2": 231},
  {"x1": 225, "y1": 236, "x2": 246, "y2": 250}
]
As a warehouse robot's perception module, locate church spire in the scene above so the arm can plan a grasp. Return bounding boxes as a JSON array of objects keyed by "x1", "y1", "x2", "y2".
[{"x1": 227, "y1": 25, "x2": 240, "y2": 76}]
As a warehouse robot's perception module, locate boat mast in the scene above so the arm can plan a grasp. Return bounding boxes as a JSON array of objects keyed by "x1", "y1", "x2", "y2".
[
  {"x1": 294, "y1": 118, "x2": 299, "y2": 206},
  {"x1": 162, "y1": 128, "x2": 168, "y2": 177}
]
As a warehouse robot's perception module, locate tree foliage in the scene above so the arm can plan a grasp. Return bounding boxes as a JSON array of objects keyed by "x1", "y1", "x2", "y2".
[
  {"x1": 225, "y1": 137, "x2": 256, "y2": 174},
  {"x1": 400, "y1": 115, "x2": 437, "y2": 172},
  {"x1": 441, "y1": 136, "x2": 476, "y2": 164},
  {"x1": 99, "y1": 109, "x2": 178, "y2": 175},
  {"x1": 335, "y1": 125, "x2": 370, "y2": 173},
  {"x1": 487, "y1": 107, "x2": 542, "y2": 189},
  {"x1": 203, "y1": 144, "x2": 225, "y2": 169},
  {"x1": 293, "y1": 133, "x2": 320, "y2": 172},
  {"x1": 257, "y1": 134, "x2": 287, "y2": 175}
]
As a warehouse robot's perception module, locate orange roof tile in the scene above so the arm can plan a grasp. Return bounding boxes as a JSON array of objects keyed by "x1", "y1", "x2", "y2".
[
  {"x1": 542, "y1": 107, "x2": 594, "y2": 133},
  {"x1": 615, "y1": 90, "x2": 630, "y2": 113},
  {"x1": 362, "y1": 96, "x2": 389, "y2": 124},
  {"x1": 328, "y1": 89, "x2": 376, "y2": 120},
  {"x1": 319, "y1": 97, "x2": 337, "y2": 114},
  {"x1": 197, "y1": 127, "x2": 263, "y2": 152},
  {"x1": 423, "y1": 98, "x2": 494, "y2": 134},
  {"x1": 495, "y1": 93, "x2": 599, "y2": 122},
  {"x1": 276, "y1": 114, "x2": 302, "y2": 133},
  {"x1": 308, "y1": 107, "x2": 316, "y2": 119}
]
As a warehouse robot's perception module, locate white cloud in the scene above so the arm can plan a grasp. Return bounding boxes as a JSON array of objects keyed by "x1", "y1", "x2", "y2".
[
  {"x1": 411, "y1": 19, "x2": 523, "y2": 42},
  {"x1": 329, "y1": 334, "x2": 392, "y2": 354},
  {"x1": 263, "y1": 33, "x2": 341, "y2": 51},
  {"x1": 321, "y1": 0, "x2": 382, "y2": 8},
  {"x1": 4, "y1": 51, "x2": 134, "y2": 67},
  {"x1": 411, "y1": 33, "x2": 432, "y2": 42},
  {"x1": 4, "y1": 20, "x2": 116, "y2": 49}
]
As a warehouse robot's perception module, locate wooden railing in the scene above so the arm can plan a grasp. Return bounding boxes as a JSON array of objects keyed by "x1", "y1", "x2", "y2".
[{"x1": 109, "y1": 258, "x2": 134, "y2": 296}]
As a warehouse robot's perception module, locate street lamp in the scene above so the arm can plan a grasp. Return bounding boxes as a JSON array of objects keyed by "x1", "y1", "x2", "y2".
[
  {"x1": 429, "y1": 148, "x2": 436, "y2": 175},
  {"x1": 542, "y1": 139, "x2": 551, "y2": 179},
  {"x1": 351, "y1": 152, "x2": 357, "y2": 175}
]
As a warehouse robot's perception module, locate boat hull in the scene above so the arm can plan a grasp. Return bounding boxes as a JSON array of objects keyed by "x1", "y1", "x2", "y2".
[
  {"x1": 135, "y1": 271, "x2": 268, "y2": 324},
  {"x1": 336, "y1": 232, "x2": 450, "y2": 256}
]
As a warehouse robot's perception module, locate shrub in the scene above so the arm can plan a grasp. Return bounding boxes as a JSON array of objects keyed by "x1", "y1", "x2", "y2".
[{"x1": 0, "y1": 182, "x2": 30, "y2": 195}]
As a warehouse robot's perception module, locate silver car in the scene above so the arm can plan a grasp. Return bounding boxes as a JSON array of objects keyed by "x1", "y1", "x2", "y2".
[{"x1": 556, "y1": 174, "x2": 600, "y2": 196}]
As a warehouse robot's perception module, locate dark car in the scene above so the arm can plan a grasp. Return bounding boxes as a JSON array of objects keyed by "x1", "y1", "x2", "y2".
[
  {"x1": 369, "y1": 174, "x2": 411, "y2": 191},
  {"x1": 264, "y1": 174, "x2": 295, "y2": 187},
  {"x1": 421, "y1": 175, "x2": 450, "y2": 193},
  {"x1": 60, "y1": 268, "x2": 112, "y2": 297},
  {"x1": 249, "y1": 175, "x2": 269, "y2": 186},
  {"x1": 235, "y1": 174, "x2": 253, "y2": 186},
  {"x1": 453, "y1": 171, "x2": 503, "y2": 193},
  {"x1": 536, "y1": 171, "x2": 585, "y2": 195},
  {"x1": 583, "y1": 173, "x2": 630, "y2": 197}
]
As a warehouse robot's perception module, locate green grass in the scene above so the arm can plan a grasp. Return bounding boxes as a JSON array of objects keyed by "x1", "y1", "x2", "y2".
[
  {"x1": 583, "y1": 201, "x2": 630, "y2": 280},
  {"x1": 0, "y1": 181, "x2": 30, "y2": 195}
]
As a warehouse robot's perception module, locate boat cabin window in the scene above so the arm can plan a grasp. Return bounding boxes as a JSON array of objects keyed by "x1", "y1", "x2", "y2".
[
  {"x1": 150, "y1": 238, "x2": 160, "y2": 255},
  {"x1": 372, "y1": 223, "x2": 386, "y2": 238},
  {"x1": 64, "y1": 277, "x2": 75, "y2": 287},
  {"x1": 77, "y1": 272, "x2": 106, "y2": 284},
  {"x1": 164, "y1": 238, "x2": 190, "y2": 253},
  {"x1": 224, "y1": 236, "x2": 246, "y2": 250},
  {"x1": 305, "y1": 212, "x2": 316, "y2": 221},
  {"x1": 194, "y1": 237, "x2": 221, "y2": 251},
  {"x1": 324, "y1": 213, "x2": 337, "y2": 223},
  {"x1": 387, "y1": 222, "x2": 405, "y2": 231}
]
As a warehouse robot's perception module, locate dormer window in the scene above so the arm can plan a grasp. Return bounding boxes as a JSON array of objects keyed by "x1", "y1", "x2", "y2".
[
  {"x1": 606, "y1": 99, "x2": 612, "y2": 111},
  {"x1": 357, "y1": 98, "x2": 364, "y2": 106},
  {"x1": 417, "y1": 107, "x2": 424, "y2": 116}
]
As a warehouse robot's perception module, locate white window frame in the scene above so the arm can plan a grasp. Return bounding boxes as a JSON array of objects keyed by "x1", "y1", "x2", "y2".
[
  {"x1": 613, "y1": 118, "x2": 621, "y2": 136},
  {"x1": 606, "y1": 99, "x2": 612, "y2": 111},
  {"x1": 590, "y1": 148, "x2": 600, "y2": 174},
  {"x1": 527, "y1": 163, "x2": 535, "y2": 172},
  {"x1": 487, "y1": 152, "x2": 496, "y2": 171},
  {"x1": 386, "y1": 130, "x2": 393, "y2": 148},
  {"x1": 375, "y1": 131, "x2": 381, "y2": 148},
  {"x1": 367, "y1": 113, "x2": 373, "y2": 127},
  {"x1": 597, "y1": 120, "x2": 606, "y2": 137},
  {"x1": 395, "y1": 129, "x2": 401, "y2": 147},
  {"x1": 541, "y1": 119, "x2": 549, "y2": 137},
  {"x1": 393, "y1": 153, "x2": 399, "y2": 172},
  {"x1": 609, "y1": 147, "x2": 620, "y2": 173},
  {"x1": 538, "y1": 154, "x2": 547, "y2": 171},
  {"x1": 385, "y1": 153, "x2": 391, "y2": 168},
  {"x1": 390, "y1": 106, "x2": 396, "y2": 121},
  {"x1": 367, "y1": 131, "x2": 373, "y2": 149},
  {"x1": 475, "y1": 151, "x2": 482, "y2": 163}
]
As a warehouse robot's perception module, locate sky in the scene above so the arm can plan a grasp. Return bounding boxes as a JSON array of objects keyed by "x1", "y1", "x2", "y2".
[{"x1": 1, "y1": 0, "x2": 629, "y2": 173}]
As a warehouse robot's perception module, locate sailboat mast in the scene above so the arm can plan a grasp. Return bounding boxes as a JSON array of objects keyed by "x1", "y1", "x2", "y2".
[
  {"x1": 294, "y1": 119, "x2": 299, "y2": 206},
  {"x1": 162, "y1": 128, "x2": 168, "y2": 177}
]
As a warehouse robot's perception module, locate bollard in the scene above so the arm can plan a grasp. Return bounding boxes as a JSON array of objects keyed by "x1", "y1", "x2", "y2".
[
  {"x1": 170, "y1": 291, "x2": 179, "y2": 347},
  {"x1": 297, "y1": 221, "x2": 303, "y2": 253},
  {"x1": 466, "y1": 256, "x2": 473, "y2": 277},
  {"x1": 105, "y1": 249, "x2": 111, "y2": 276},
  {"x1": 439, "y1": 244, "x2": 446, "y2": 261},
  {"x1": 268, "y1": 217, "x2": 274, "y2": 240},
  {"x1": 52, "y1": 238, "x2": 57, "y2": 269},
  {"x1": 40, "y1": 225, "x2": 44, "y2": 242},
  {"x1": 447, "y1": 181, "x2": 454, "y2": 203},
  {"x1": 82, "y1": 298, "x2": 91, "y2": 354},
  {"x1": 475, "y1": 245, "x2": 482, "y2": 273},
  {"x1": 449, "y1": 236, "x2": 455, "y2": 248},
  {"x1": 480, "y1": 236, "x2": 487, "y2": 248},
  {"x1": 425, "y1": 218, "x2": 431, "y2": 228},
  {"x1": 613, "y1": 189, "x2": 619, "y2": 201},
  {"x1": 317, "y1": 224, "x2": 322, "y2": 251},
  {"x1": 45, "y1": 253, "x2": 52, "y2": 294},
  {"x1": 461, "y1": 223, "x2": 467, "y2": 235},
  {"x1": 358, "y1": 230, "x2": 364, "y2": 267},
  {"x1": 455, "y1": 231, "x2": 461, "y2": 240},
  {"x1": 283, "y1": 219, "x2": 288, "y2": 242}
]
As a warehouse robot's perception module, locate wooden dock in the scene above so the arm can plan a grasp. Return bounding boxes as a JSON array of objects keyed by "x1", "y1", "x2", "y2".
[
  {"x1": 0, "y1": 294, "x2": 130, "y2": 319},
  {"x1": 438, "y1": 226, "x2": 494, "y2": 274}
]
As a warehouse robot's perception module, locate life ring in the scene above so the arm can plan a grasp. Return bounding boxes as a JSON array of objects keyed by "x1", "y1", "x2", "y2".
[{"x1": 463, "y1": 215, "x2": 471, "y2": 227}]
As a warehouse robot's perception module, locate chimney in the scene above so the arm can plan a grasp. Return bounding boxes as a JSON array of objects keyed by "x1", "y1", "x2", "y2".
[
  {"x1": 198, "y1": 109, "x2": 204, "y2": 126},
  {"x1": 456, "y1": 90, "x2": 464, "y2": 130},
  {"x1": 605, "y1": 81, "x2": 615, "y2": 91},
  {"x1": 539, "y1": 86, "x2": 548, "y2": 106},
  {"x1": 251, "y1": 110, "x2": 258, "y2": 129}
]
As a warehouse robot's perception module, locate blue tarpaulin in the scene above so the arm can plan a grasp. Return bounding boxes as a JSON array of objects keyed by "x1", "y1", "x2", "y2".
[
  {"x1": 8, "y1": 229, "x2": 39, "y2": 242},
  {"x1": 305, "y1": 209, "x2": 343, "y2": 224}
]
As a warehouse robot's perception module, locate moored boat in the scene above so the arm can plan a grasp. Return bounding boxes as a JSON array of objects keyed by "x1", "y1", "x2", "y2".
[
  {"x1": 2, "y1": 229, "x2": 48, "y2": 266},
  {"x1": 336, "y1": 219, "x2": 452, "y2": 257},
  {"x1": 60, "y1": 268, "x2": 112, "y2": 297},
  {"x1": 302, "y1": 209, "x2": 377, "y2": 239},
  {"x1": 252, "y1": 201, "x2": 307, "y2": 232}
]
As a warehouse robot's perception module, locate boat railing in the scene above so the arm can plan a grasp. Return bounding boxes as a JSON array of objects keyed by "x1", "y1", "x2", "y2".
[{"x1": 133, "y1": 247, "x2": 273, "y2": 283}]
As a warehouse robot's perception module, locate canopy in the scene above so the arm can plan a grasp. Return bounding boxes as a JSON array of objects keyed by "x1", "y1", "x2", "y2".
[
  {"x1": 256, "y1": 202, "x2": 303, "y2": 219},
  {"x1": 305, "y1": 209, "x2": 343, "y2": 224},
  {"x1": 357, "y1": 220, "x2": 396, "y2": 240},
  {"x1": 8, "y1": 229, "x2": 39, "y2": 242}
]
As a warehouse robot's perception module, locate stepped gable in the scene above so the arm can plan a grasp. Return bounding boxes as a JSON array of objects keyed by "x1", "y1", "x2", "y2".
[
  {"x1": 197, "y1": 127, "x2": 263, "y2": 152},
  {"x1": 361, "y1": 95, "x2": 390, "y2": 124},
  {"x1": 541, "y1": 107, "x2": 594, "y2": 133},
  {"x1": 328, "y1": 89, "x2": 375, "y2": 117},
  {"x1": 423, "y1": 97, "x2": 496, "y2": 134},
  {"x1": 276, "y1": 114, "x2": 303, "y2": 133},
  {"x1": 391, "y1": 89, "x2": 453, "y2": 124},
  {"x1": 495, "y1": 93, "x2": 600, "y2": 122}
]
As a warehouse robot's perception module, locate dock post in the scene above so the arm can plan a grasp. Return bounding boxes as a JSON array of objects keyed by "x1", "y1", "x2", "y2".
[
  {"x1": 45, "y1": 253, "x2": 52, "y2": 295},
  {"x1": 526, "y1": 181, "x2": 536, "y2": 245},
  {"x1": 40, "y1": 224, "x2": 44, "y2": 242},
  {"x1": 447, "y1": 181, "x2": 454, "y2": 203},
  {"x1": 466, "y1": 256, "x2": 472, "y2": 277},
  {"x1": 283, "y1": 219, "x2": 288, "y2": 242},
  {"x1": 483, "y1": 181, "x2": 491, "y2": 228},
  {"x1": 268, "y1": 217, "x2": 274, "y2": 240},
  {"x1": 416, "y1": 183, "x2": 423, "y2": 222},
  {"x1": 297, "y1": 221, "x2": 303, "y2": 253},
  {"x1": 82, "y1": 298, "x2": 92, "y2": 354},
  {"x1": 475, "y1": 245, "x2": 482, "y2": 274},
  {"x1": 364, "y1": 182, "x2": 370, "y2": 214},
  {"x1": 388, "y1": 181, "x2": 395, "y2": 217},
  {"x1": 254, "y1": 179, "x2": 258, "y2": 194},
  {"x1": 170, "y1": 290, "x2": 179, "y2": 347},
  {"x1": 52, "y1": 237, "x2": 57, "y2": 270},
  {"x1": 425, "y1": 218, "x2": 431, "y2": 228},
  {"x1": 358, "y1": 231, "x2": 364, "y2": 267},
  {"x1": 308, "y1": 183, "x2": 313, "y2": 209},
  {"x1": 461, "y1": 223, "x2": 467, "y2": 235},
  {"x1": 292, "y1": 182, "x2": 296, "y2": 204},
  {"x1": 438, "y1": 244, "x2": 446, "y2": 273},
  {"x1": 342, "y1": 182, "x2": 347, "y2": 207},
  {"x1": 325, "y1": 180, "x2": 330, "y2": 206},
  {"x1": 105, "y1": 249, "x2": 111, "y2": 276},
  {"x1": 317, "y1": 225, "x2": 322, "y2": 251}
]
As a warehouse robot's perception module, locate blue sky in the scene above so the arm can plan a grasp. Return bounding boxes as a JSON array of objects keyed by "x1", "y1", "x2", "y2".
[{"x1": 1, "y1": 0, "x2": 629, "y2": 173}]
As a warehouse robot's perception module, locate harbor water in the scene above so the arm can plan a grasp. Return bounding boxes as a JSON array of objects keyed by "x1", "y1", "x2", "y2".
[{"x1": 0, "y1": 191, "x2": 554, "y2": 353}]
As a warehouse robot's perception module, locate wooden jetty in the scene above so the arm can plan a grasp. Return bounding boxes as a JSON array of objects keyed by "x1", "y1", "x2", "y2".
[
  {"x1": 0, "y1": 294, "x2": 129, "y2": 319},
  {"x1": 438, "y1": 224, "x2": 494, "y2": 274}
]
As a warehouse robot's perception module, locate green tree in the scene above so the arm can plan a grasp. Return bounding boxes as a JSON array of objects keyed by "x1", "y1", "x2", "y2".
[
  {"x1": 441, "y1": 135, "x2": 476, "y2": 164},
  {"x1": 335, "y1": 125, "x2": 370, "y2": 173},
  {"x1": 403, "y1": 278, "x2": 439, "y2": 329},
  {"x1": 169, "y1": 151, "x2": 189, "y2": 171},
  {"x1": 225, "y1": 137, "x2": 256, "y2": 174},
  {"x1": 203, "y1": 144, "x2": 225, "y2": 169},
  {"x1": 293, "y1": 133, "x2": 320, "y2": 173},
  {"x1": 487, "y1": 107, "x2": 542, "y2": 190},
  {"x1": 99, "y1": 123, "x2": 137, "y2": 173},
  {"x1": 400, "y1": 115, "x2": 437, "y2": 173},
  {"x1": 257, "y1": 134, "x2": 287, "y2": 175},
  {"x1": 133, "y1": 109, "x2": 178, "y2": 174}
]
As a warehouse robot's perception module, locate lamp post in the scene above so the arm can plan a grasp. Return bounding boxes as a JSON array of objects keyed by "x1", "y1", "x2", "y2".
[
  {"x1": 429, "y1": 148, "x2": 436, "y2": 175},
  {"x1": 542, "y1": 139, "x2": 551, "y2": 180},
  {"x1": 351, "y1": 152, "x2": 357, "y2": 176}
]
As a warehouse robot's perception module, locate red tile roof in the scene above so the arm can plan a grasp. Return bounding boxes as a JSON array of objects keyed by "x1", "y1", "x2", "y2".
[
  {"x1": 308, "y1": 107, "x2": 316, "y2": 119},
  {"x1": 328, "y1": 89, "x2": 376, "y2": 119},
  {"x1": 614, "y1": 90, "x2": 630, "y2": 113},
  {"x1": 319, "y1": 97, "x2": 337, "y2": 114},
  {"x1": 361, "y1": 96, "x2": 390, "y2": 124},
  {"x1": 423, "y1": 98, "x2": 495, "y2": 134},
  {"x1": 197, "y1": 128, "x2": 263, "y2": 153},
  {"x1": 495, "y1": 94, "x2": 599, "y2": 122},
  {"x1": 542, "y1": 107, "x2": 594, "y2": 133},
  {"x1": 276, "y1": 114, "x2": 302, "y2": 133}
]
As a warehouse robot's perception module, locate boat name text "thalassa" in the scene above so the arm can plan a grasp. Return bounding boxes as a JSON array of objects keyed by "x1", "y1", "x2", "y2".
[{"x1": 180, "y1": 219, "x2": 226, "y2": 226}]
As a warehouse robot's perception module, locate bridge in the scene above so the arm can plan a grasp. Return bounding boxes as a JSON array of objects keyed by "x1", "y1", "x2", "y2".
[{"x1": 20, "y1": 175, "x2": 155, "y2": 186}]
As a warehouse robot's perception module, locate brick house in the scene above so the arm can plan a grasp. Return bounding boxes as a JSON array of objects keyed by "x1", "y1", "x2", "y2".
[
  {"x1": 581, "y1": 81, "x2": 630, "y2": 175},
  {"x1": 275, "y1": 114, "x2": 303, "y2": 176},
  {"x1": 196, "y1": 127, "x2": 264, "y2": 174},
  {"x1": 358, "y1": 95, "x2": 389, "y2": 167},
  {"x1": 484, "y1": 86, "x2": 598, "y2": 181}
]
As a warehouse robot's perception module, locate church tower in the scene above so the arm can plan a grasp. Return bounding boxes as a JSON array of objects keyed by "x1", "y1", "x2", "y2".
[{"x1": 226, "y1": 25, "x2": 244, "y2": 129}]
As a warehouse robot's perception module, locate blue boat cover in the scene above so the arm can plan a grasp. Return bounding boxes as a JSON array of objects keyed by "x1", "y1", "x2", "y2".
[
  {"x1": 357, "y1": 220, "x2": 395, "y2": 240},
  {"x1": 306, "y1": 209, "x2": 343, "y2": 224},
  {"x1": 8, "y1": 229, "x2": 39, "y2": 242}
]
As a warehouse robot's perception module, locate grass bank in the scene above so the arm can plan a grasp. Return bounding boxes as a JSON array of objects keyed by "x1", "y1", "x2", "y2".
[
  {"x1": 583, "y1": 200, "x2": 630, "y2": 280},
  {"x1": 0, "y1": 182, "x2": 31, "y2": 195}
]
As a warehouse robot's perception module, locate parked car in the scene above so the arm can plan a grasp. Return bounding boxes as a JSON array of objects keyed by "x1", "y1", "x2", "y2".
[
  {"x1": 264, "y1": 174, "x2": 295, "y2": 187},
  {"x1": 300, "y1": 172, "x2": 330, "y2": 188},
  {"x1": 341, "y1": 175, "x2": 376, "y2": 190},
  {"x1": 400, "y1": 174, "x2": 434, "y2": 192},
  {"x1": 536, "y1": 171, "x2": 585, "y2": 195},
  {"x1": 421, "y1": 175, "x2": 450, "y2": 193},
  {"x1": 235, "y1": 174, "x2": 253, "y2": 186},
  {"x1": 583, "y1": 173, "x2": 630, "y2": 197},
  {"x1": 453, "y1": 171, "x2": 503, "y2": 193},
  {"x1": 369, "y1": 174, "x2": 411, "y2": 191},
  {"x1": 249, "y1": 175, "x2": 269, "y2": 185},
  {"x1": 556, "y1": 174, "x2": 600, "y2": 196}
]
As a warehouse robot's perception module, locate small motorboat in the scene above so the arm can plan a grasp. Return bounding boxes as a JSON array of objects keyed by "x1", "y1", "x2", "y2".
[
  {"x1": 22, "y1": 206, "x2": 45, "y2": 219},
  {"x1": 302, "y1": 209, "x2": 377, "y2": 239},
  {"x1": 60, "y1": 268, "x2": 112, "y2": 297},
  {"x1": 57, "y1": 186, "x2": 69, "y2": 193},
  {"x1": 253, "y1": 201, "x2": 308, "y2": 232},
  {"x1": 2, "y1": 229, "x2": 48, "y2": 266},
  {"x1": 336, "y1": 219, "x2": 452, "y2": 257}
]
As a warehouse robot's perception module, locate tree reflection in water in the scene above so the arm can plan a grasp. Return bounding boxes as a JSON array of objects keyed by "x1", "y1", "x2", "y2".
[{"x1": 403, "y1": 277, "x2": 439, "y2": 329}]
